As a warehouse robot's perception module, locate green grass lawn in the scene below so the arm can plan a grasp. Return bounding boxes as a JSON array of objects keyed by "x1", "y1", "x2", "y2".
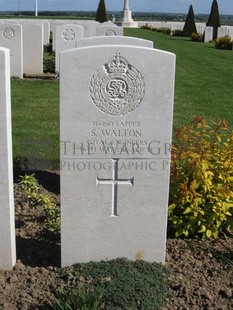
[
  {"x1": 11, "y1": 29, "x2": 233, "y2": 168},
  {"x1": 125, "y1": 28, "x2": 233, "y2": 129},
  {"x1": 11, "y1": 79, "x2": 59, "y2": 169}
]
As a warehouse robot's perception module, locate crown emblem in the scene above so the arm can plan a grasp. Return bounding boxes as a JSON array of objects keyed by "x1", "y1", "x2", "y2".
[
  {"x1": 89, "y1": 53, "x2": 145, "y2": 116},
  {"x1": 105, "y1": 53, "x2": 128, "y2": 73}
]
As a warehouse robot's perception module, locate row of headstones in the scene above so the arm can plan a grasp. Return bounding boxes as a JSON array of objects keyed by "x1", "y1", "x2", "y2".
[
  {"x1": 138, "y1": 21, "x2": 233, "y2": 41},
  {"x1": 204, "y1": 26, "x2": 233, "y2": 42},
  {"x1": 54, "y1": 22, "x2": 123, "y2": 72},
  {"x1": 138, "y1": 21, "x2": 207, "y2": 33},
  {"x1": 0, "y1": 23, "x2": 44, "y2": 77},
  {"x1": 0, "y1": 19, "x2": 123, "y2": 76},
  {"x1": 0, "y1": 34, "x2": 176, "y2": 269}
]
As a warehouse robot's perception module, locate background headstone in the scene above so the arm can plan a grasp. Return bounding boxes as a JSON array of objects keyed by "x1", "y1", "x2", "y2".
[
  {"x1": 217, "y1": 27, "x2": 228, "y2": 38},
  {"x1": 0, "y1": 24, "x2": 23, "y2": 78},
  {"x1": 96, "y1": 25, "x2": 123, "y2": 36},
  {"x1": 204, "y1": 26, "x2": 213, "y2": 42},
  {"x1": 204, "y1": 27, "x2": 213, "y2": 42},
  {"x1": 60, "y1": 45, "x2": 175, "y2": 267},
  {"x1": 75, "y1": 36, "x2": 154, "y2": 48},
  {"x1": 22, "y1": 23, "x2": 43, "y2": 75},
  {"x1": 55, "y1": 24, "x2": 84, "y2": 72},
  {"x1": 0, "y1": 47, "x2": 16, "y2": 270}
]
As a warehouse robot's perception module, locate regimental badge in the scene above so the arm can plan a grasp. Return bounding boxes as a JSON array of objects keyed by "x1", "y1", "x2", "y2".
[
  {"x1": 2, "y1": 27, "x2": 14, "y2": 40},
  {"x1": 89, "y1": 53, "x2": 145, "y2": 116},
  {"x1": 62, "y1": 29, "x2": 75, "y2": 41},
  {"x1": 105, "y1": 29, "x2": 116, "y2": 36}
]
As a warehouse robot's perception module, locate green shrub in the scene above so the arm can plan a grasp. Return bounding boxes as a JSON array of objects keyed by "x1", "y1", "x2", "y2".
[
  {"x1": 191, "y1": 32, "x2": 203, "y2": 42},
  {"x1": 43, "y1": 56, "x2": 55, "y2": 73},
  {"x1": 169, "y1": 117, "x2": 233, "y2": 238},
  {"x1": 140, "y1": 24, "x2": 151, "y2": 30},
  {"x1": 57, "y1": 259, "x2": 170, "y2": 310},
  {"x1": 44, "y1": 43, "x2": 52, "y2": 53},
  {"x1": 140, "y1": 26, "x2": 171, "y2": 35},
  {"x1": 19, "y1": 173, "x2": 40, "y2": 207},
  {"x1": 172, "y1": 29, "x2": 183, "y2": 36},
  {"x1": 51, "y1": 286, "x2": 103, "y2": 310},
  {"x1": 19, "y1": 174, "x2": 60, "y2": 235},
  {"x1": 215, "y1": 35, "x2": 233, "y2": 50},
  {"x1": 161, "y1": 27, "x2": 171, "y2": 34}
]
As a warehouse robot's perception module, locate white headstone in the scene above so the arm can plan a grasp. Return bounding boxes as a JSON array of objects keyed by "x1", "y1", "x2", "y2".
[
  {"x1": 19, "y1": 20, "x2": 50, "y2": 45},
  {"x1": 0, "y1": 47, "x2": 16, "y2": 270},
  {"x1": 196, "y1": 23, "x2": 206, "y2": 34},
  {"x1": 96, "y1": 25, "x2": 123, "y2": 36},
  {"x1": 75, "y1": 36, "x2": 154, "y2": 48},
  {"x1": 228, "y1": 26, "x2": 233, "y2": 40},
  {"x1": 52, "y1": 21, "x2": 97, "y2": 50},
  {"x1": 23, "y1": 23, "x2": 43, "y2": 75},
  {"x1": 60, "y1": 45, "x2": 175, "y2": 266},
  {"x1": 0, "y1": 24, "x2": 23, "y2": 78},
  {"x1": 55, "y1": 24, "x2": 84, "y2": 72},
  {"x1": 204, "y1": 26, "x2": 213, "y2": 42},
  {"x1": 217, "y1": 27, "x2": 228, "y2": 38}
]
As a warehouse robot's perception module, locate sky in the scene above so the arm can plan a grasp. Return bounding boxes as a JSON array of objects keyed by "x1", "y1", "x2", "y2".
[{"x1": 0, "y1": 0, "x2": 232, "y2": 15}]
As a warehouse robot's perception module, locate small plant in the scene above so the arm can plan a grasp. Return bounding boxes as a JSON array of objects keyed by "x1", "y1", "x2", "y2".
[
  {"x1": 70, "y1": 259, "x2": 170, "y2": 310},
  {"x1": 19, "y1": 174, "x2": 40, "y2": 206},
  {"x1": 140, "y1": 24, "x2": 153, "y2": 30},
  {"x1": 19, "y1": 174, "x2": 60, "y2": 234},
  {"x1": 169, "y1": 117, "x2": 233, "y2": 238},
  {"x1": 43, "y1": 194, "x2": 60, "y2": 235},
  {"x1": 191, "y1": 32, "x2": 203, "y2": 42},
  {"x1": 161, "y1": 27, "x2": 171, "y2": 34},
  {"x1": 172, "y1": 29, "x2": 183, "y2": 36},
  {"x1": 43, "y1": 54, "x2": 55, "y2": 73},
  {"x1": 215, "y1": 35, "x2": 233, "y2": 50},
  {"x1": 51, "y1": 286, "x2": 103, "y2": 310},
  {"x1": 44, "y1": 43, "x2": 53, "y2": 53}
]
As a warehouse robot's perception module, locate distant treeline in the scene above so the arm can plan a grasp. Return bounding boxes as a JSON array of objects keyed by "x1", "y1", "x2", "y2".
[{"x1": 0, "y1": 10, "x2": 232, "y2": 25}]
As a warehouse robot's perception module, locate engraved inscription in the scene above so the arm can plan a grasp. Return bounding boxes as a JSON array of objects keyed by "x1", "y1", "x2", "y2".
[
  {"x1": 2, "y1": 27, "x2": 14, "y2": 40},
  {"x1": 89, "y1": 53, "x2": 145, "y2": 116},
  {"x1": 96, "y1": 159, "x2": 134, "y2": 216},
  {"x1": 105, "y1": 29, "x2": 116, "y2": 36},
  {"x1": 62, "y1": 28, "x2": 75, "y2": 41}
]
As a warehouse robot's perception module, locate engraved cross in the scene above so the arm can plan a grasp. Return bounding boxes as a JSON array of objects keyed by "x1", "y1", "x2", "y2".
[{"x1": 96, "y1": 159, "x2": 134, "y2": 217}]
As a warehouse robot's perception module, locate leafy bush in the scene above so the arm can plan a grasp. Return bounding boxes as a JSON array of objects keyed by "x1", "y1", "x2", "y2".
[
  {"x1": 19, "y1": 174, "x2": 60, "y2": 235},
  {"x1": 215, "y1": 35, "x2": 233, "y2": 50},
  {"x1": 44, "y1": 43, "x2": 53, "y2": 53},
  {"x1": 43, "y1": 55, "x2": 55, "y2": 73},
  {"x1": 191, "y1": 32, "x2": 203, "y2": 42},
  {"x1": 172, "y1": 29, "x2": 183, "y2": 36},
  {"x1": 140, "y1": 25, "x2": 171, "y2": 35},
  {"x1": 51, "y1": 286, "x2": 103, "y2": 310},
  {"x1": 140, "y1": 24, "x2": 151, "y2": 30},
  {"x1": 169, "y1": 117, "x2": 233, "y2": 238},
  {"x1": 161, "y1": 27, "x2": 171, "y2": 34},
  {"x1": 56, "y1": 259, "x2": 170, "y2": 310}
]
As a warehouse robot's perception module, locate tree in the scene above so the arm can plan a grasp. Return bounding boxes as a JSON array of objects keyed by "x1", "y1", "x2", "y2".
[
  {"x1": 206, "y1": 0, "x2": 220, "y2": 40},
  {"x1": 183, "y1": 5, "x2": 197, "y2": 37},
  {"x1": 95, "y1": 0, "x2": 108, "y2": 23}
]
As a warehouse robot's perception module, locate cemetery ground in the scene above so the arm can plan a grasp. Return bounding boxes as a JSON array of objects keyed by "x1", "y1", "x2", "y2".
[{"x1": 0, "y1": 29, "x2": 232, "y2": 309}]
